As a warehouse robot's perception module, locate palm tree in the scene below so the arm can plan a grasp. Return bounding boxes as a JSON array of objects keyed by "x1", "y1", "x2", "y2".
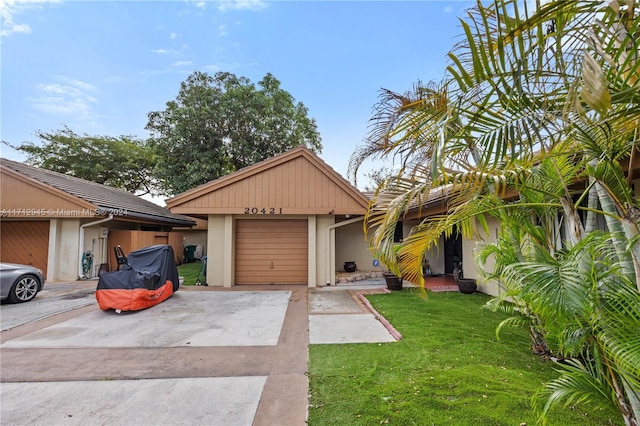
[
  {"x1": 361, "y1": 0, "x2": 640, "y2": 283},
  {"x1": 355, "y1": 1, "x2": 640, "y2": 423}
]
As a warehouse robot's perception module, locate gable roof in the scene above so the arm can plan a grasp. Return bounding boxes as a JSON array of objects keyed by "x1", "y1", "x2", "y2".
[
  {"x1": 166, "y1": 146, "x2": 370, "y2": 216},
  {"x1": 1, "y1": 158, "x2": 195, "y2": 227}
]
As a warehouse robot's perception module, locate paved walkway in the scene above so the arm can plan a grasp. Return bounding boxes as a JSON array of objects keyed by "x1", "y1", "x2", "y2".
[{"x1": 0, "y1": 279, "x2": 413, "y2": 426}]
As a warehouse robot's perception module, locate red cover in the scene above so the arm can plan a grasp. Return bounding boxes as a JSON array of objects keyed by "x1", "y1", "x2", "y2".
[
  {"x1": 96, "y1": 280, "x2": 174, "y2": 311},
  {"x1": 95, "y1": 245, "x2": 179, "y2": 311}
]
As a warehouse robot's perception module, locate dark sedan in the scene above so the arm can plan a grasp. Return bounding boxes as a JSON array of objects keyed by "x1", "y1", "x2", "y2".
[{"x1": 0, "y1": 263, "x2": 45, "y2": 303}]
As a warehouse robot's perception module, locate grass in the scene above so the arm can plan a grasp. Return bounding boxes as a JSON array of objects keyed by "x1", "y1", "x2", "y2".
[
  {"x1": 308, "y1": 290, "x2": 621, "y2": 426},
  {"x1": 177, "y1": 261, "x2": 205, "y2": 286}
]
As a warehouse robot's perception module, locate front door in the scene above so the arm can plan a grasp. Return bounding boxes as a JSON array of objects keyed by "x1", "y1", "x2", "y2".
[{"x1": 443, "y1": 229, "x2": 462, "y2": 274}]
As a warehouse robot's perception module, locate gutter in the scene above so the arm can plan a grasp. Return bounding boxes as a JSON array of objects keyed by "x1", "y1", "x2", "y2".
[
  {"x1": 78, "y1": 214, "x2": 113, "y2": 279},
  {"x1": 325, "y1": 215, "x2": 366, "y2": 286},
  {"x1": 96, "y1": 206, "x2": 196, "y2": 227}
]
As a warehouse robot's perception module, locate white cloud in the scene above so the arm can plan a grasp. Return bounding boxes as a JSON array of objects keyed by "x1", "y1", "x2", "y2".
[
  {"x1": 444, "y1": 6, "x2": 453, "y2": 13},
  {"x1": 28, "y1": 77, "x2": 100, "y2": 117},
  {"x1": 2, "y1": 22, "x2": 31, "y2": 36},
  {"x1": 202, "y1": 61, "x2": 241, "y2": 73},
  {"x1": 151, "y1": 47, "x2": 184, "y2": 56},
  {"x1": 1, "y1": 0, "x2": 59, "y2": 37},
  {"x1": 66, "y1": 78, "x2": 97, "y2": 93},
  {"x1": 171, "y1": 60, "x2": 193, "y2": 67},
  {"x1": 170, "y1": 32, "x2": 179, "y2": 39},
  {"x1": 217, "y1": 0, "x2": 267, "y2": 12},
  {"x1": 218, "y1": 24, "x2": 228, "y2": 36}
]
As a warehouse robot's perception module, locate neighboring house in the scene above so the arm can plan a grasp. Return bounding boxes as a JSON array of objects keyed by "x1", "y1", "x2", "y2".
[{"x1": 0, "y1": 158, "x2": 195, "y2": 281}]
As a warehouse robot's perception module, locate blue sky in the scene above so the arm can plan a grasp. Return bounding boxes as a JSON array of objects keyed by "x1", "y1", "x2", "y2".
[{"x1": 1, "y1": 0, "x2": 473, "y2": 189}]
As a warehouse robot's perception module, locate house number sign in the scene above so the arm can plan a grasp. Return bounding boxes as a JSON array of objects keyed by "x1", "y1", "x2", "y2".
[{"x1": 244, "y1": 207, "x2": 283, "y2": 214}]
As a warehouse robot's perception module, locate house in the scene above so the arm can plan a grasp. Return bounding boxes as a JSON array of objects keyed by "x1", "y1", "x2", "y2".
[
  {"x1": 166, "y1": 146, "x2": 375, "y2": 287},
  {"x1": 164, "y1": 146, "x2": 494, "y2": 292},
  {"x1": 0, "y1": 158, "x2": 195, "y2": 281},
  {"x1": 160, "y1": 145, "x2": 538, "y2": 296},
  {"x1": 168, "y1": 146, "x2": 640, "y2": 295}
]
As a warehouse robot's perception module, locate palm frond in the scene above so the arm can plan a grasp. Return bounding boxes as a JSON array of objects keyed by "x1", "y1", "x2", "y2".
[{"x1": 535, "y1": 358, "x2": 616, "y2": 425}]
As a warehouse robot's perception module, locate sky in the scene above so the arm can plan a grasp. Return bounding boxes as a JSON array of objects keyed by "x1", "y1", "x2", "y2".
[{"x1": 1, "y1": 0, "x2": 473, "y2": 192}]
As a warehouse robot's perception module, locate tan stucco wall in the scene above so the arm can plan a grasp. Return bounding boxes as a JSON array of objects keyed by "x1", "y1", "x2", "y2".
[
  {"x1": 81, "y1": 224, "x2": 109, "y2": 278},
  {"x1": 335, "y1": 221, "x2": 376, "y2": 273},
  {"x1": 308, "y1": 216, "x2": 317, "y2": 287},
  {"x1": 460, "y1": 216, "x2": 501, "y2": 296},
  {"x1": 315, "y1": 215, "x2": 334, "y2": 287},
  {"x1": 206, "y1": 215, "x2": 229, "y2": 287},
  {"x1": 200, "y1": 212, "x2": 504, "y2": 293},
  {"x1": 204, "y1": 214, "x2": 345, "y2": 287},
  {"x1": 423, "y1": 236, "x2": 446, "y2": 275},
  {"x1": 47, "y1": 219, "x2": 80, "y2": 281}
]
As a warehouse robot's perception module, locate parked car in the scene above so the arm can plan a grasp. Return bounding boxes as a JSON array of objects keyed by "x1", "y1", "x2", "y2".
[{"x1": 0, "y1": 263, "x2": 45, "y2": 303}]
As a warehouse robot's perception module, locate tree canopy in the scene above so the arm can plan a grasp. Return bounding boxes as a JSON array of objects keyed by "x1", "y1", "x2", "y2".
[
  {"x1": 11, "y1": 127, "x2": 158, "y2": 195},
  {"x1": 146, "y1": 71, "x2": 322, "y2": 195}
]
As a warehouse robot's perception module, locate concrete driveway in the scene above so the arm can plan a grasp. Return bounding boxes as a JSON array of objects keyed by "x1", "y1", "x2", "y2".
[
  {"x1": 0, "y1": 280, "x2": 397, "y2": 426},
  {"x1": 0, "y1": 281, "x2": 96, "y2": 332}
]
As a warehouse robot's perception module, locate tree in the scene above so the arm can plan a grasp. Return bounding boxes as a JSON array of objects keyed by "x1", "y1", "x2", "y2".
[
  {"x1": 10, "y1": 127, "x2": 159, "y2": 195},
  {"x1": 354, "y1": 0, "x2": 640, "y2": 424},
  {"x1": 146, "y1": 71, "x2": 322, "y2": 195}
]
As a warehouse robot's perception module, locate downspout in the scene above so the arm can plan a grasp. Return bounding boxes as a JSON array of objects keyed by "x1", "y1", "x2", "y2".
[
  {"x1": 78, "y1": 214, "x2": 113, "y2": 279},
  {"x1": 325, "y1": 216, "x2": 366, "y2": 286}
]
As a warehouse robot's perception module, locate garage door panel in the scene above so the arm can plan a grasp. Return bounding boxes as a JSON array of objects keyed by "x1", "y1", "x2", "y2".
[
  {"x1": 236, "y1": 253, "x2": 308, "y2": 262},
  {"x1": 235, "y1": 219, "x2": 308, "y2": 285},
  {"x1": 236, "y1": 235, "x2": 307, "y2": 243},
  {"x1": 0, "y1": 221, "x2": 49, "y2": 277},
  {"x1": 236, "y1": 242, "x2": 308, "y2": 250},
  {"x1": 238, "y1": 264, "x2": 308, "y2": 272}
]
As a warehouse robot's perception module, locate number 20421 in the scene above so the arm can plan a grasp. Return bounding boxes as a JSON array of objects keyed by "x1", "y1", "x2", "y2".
[{"x1": 244, "y1": 207, "x2": 282, "y2": 214}]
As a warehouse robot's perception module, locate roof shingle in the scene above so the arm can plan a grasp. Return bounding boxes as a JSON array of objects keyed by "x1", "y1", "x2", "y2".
[{"x1": 1, "y1": 158, "x2": 195, "y2": 227}]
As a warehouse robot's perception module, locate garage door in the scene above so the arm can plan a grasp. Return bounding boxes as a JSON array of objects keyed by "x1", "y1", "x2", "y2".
[
  {"x1": 0, "y1": 221, "x2": 49, "y2": 277},
  {"x1": 235, "y1": 219, "x2": 308, "y2": 285}
]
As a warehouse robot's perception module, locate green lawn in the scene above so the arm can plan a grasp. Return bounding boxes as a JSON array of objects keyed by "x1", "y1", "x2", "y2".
[
  {"x1": 177, "y1": 261, "x2": 205, "y2": 286},
  {"x1": 308, "y1": 290, "x2": 621, "y2": 425}
]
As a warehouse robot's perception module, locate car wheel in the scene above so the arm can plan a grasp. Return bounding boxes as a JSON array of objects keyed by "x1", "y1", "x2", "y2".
[{"x1": 8, "y1": 275, "x2": 40, "y2": 303}]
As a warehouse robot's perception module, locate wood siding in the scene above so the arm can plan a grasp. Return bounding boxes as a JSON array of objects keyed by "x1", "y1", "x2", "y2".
[
  {"x1": 108, "y1": 230, "x2": 184, "y2": 270},
  {"x1": 235, "y1": 219, "x2": 308, "y2": 285},
  {"x1": 168, "y1": 149, "x2": 369, "y2": 216},
  {"x1": 0, "y1": 221, "x2": 50, "y2": 277},
  {"x1": 1, "y1": 169, "x2": 96, "y2": 218}
]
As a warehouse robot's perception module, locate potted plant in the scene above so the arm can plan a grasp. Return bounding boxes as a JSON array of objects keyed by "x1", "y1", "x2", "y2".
[
  {"x1": 382, "y1": 271, "x2": 403, "y2": 291},
  {"x1": 343, "y1": 261, "x2": 357, "y2": 273},
  {"x1": 452, "y1": 258, "x2": 476, "y2": 294},
  {"x1": 373, "y1": 243, "x2": 403, "y2": 291},
  {"x1": 422, "y1": 258, "x2": 431, "y2": 277}
]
